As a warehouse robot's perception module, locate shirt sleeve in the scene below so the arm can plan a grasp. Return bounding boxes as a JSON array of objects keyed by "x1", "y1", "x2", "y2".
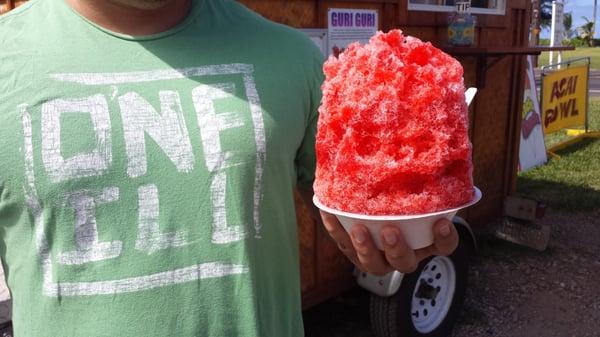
[{"x1": 295, "y1": 49, "x2": 325, "y2": 188}]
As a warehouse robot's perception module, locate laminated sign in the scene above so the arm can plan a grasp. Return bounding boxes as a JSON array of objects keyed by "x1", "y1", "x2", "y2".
[
  {"x1": 327, "y1": 8, "x2": 377, "y2": 57},
  {"x1": 541, "y1": 65, "x2": 588, "y2": 134}
]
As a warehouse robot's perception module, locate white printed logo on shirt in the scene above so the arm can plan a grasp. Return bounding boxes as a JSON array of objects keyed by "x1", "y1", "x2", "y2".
[{"x1": 21, "y1": 64, "x2": 266, "y2": 297}]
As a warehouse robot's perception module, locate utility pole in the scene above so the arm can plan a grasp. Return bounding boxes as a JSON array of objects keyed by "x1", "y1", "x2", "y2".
[
  {"x1": 594, "y1": 0, "x2": 597, "y2": 41},
  {"x1": 549, "y1": 0, "x2": 564, "y2": 66}
]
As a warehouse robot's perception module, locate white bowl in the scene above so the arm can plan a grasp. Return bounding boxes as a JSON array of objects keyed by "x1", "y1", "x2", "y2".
[{"x1": 313, "y1": 187, "x2": 482, "y2": 250}]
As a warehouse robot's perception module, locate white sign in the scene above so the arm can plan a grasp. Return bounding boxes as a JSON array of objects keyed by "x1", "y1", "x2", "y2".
[
  {"x1": 519, "y1": 56, "x2": 548, "y2": 171},
  {"x1": 327, "y1": 8, "x2": 378, "y2": 57},
  {"x1": 299, "y1": 29, "x2": 328, "y2": 56},
  {"x1": 455, "y1": 1, "x2": 471, "y2": 13}
]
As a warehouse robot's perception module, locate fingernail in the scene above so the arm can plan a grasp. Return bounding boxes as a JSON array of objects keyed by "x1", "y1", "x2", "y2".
[
  {"x1": 383, "y1": 232, "x2": 397, "y2": 246},
  {"x1": 440, "y1": 224, "x2": 451, "y2": 237},
  {"x1": 353, "y1": 229, "x2": 366, "y2": 244}
]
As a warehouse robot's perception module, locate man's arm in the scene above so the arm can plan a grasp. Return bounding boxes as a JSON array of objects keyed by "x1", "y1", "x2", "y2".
[{"x1": 297, "y1": 186, "x2": 459, "y2": 275}]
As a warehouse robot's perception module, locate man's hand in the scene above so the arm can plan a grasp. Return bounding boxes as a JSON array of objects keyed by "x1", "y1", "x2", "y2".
[{"x1": 319, "y1": 211, "x2": 459, "y2": 275}]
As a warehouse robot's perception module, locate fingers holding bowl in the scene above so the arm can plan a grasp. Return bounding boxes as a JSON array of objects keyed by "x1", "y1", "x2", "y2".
[
  {"x1": 349, "y1": 224, "x2": 393, "y2": 276},
  {"x1": 414, "y1": 218, "x2": 459, "y2": 262},
  {"x1": 431, "y1": 218, "x2": 459, "y2": 256},
  {"x1": 318, "y1": 207, "x2": 460, "y2": 276},
  {"x1": 380, "y1": 226, "x2": 419, "y2": 274}
]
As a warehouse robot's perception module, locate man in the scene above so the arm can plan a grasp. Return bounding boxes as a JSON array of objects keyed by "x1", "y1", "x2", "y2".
[{"x1": 0, "y1": 0, "x2": 458, "y2": 336}]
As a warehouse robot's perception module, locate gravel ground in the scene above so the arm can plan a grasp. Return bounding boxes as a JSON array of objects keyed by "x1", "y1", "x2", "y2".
[{"x1": 303, "y1": 209, "x2": 600, "y2": 337}]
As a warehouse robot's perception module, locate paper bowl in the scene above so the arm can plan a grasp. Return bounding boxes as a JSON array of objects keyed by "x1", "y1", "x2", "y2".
[{"x1": 313, "y1": 187, "x2": 482, "y2": 250}]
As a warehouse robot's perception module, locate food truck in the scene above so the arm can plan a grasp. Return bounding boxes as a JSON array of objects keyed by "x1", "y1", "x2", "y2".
[{"x1": 0, "y1": 1, "x2": 571, "y2": 336}]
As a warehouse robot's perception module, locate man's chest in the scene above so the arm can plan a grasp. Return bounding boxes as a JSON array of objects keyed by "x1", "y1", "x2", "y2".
[
  {"x1": 0, "y1": 60, "x2": 308, "y2": 290},
  {"x1": 5, "y1": 59, "x2": 307, "y2": 193}
]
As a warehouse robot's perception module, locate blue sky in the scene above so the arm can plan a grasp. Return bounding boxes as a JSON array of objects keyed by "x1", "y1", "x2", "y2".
[{"x1": 540, "y1": 0, "x2": 598, "y2": 39}]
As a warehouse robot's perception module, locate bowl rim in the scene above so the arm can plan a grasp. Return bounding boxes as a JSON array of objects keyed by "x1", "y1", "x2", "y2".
[{"x1": 313, "y1": 186, "x2": 482, "y2": 221}]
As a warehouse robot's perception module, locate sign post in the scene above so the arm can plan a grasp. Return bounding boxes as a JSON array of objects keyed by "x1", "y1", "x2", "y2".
[{"x1": 549, "y1": 0, "x2": 564, "y2": 67}]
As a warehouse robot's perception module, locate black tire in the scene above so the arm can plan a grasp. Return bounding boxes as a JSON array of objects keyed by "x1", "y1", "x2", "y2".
[{"x1": 369, "y1": 225, "x2": 471, "y2": 337}]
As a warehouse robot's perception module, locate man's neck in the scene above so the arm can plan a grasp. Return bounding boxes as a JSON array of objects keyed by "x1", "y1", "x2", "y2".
[{"x1": 64, "y1": 0, "x2": 193, "y2": 36}]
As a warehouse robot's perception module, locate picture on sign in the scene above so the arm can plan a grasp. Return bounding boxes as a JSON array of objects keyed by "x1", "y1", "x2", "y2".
[
  {"x1": 519, "y1": 56, "x2": 547, "y2": 171},
  {"x1": 541, "y1": 65, "x2": 589, "y2": 134},
  {"x1": 327, "y1": 8, "x2": 378, "y2": 57}
]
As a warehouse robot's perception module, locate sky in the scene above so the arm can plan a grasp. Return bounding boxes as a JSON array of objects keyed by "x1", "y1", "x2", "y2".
[{"x1": 540, "y1": 0, "x2": 598, "y2": 39}]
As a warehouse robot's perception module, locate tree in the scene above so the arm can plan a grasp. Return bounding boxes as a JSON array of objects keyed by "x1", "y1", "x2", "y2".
[
  {"x1": 578, "y1": 17, "x2": 595, "y2": 47},
  {"x1": 540, "y1": 0, "x2": 571, "y2": 29},
  {"x1": 563, "y1": 12, "x2": 573, "y2": 39},
  {"x1": 540, "y1": 0, "x2": 553, "y2": 29},
  {"x1": 594, "y1": 0, "x2": 598, "y2": 44}
]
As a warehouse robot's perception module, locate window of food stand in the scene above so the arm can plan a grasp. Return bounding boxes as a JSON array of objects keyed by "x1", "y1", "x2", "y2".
[{"x1": 408, "y1": 0, "x2": 506, "y2": 15}]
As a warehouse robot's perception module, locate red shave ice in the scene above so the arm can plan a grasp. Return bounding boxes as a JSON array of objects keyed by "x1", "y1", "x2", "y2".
[{"x1": 314, "y1": 30, "x2": 474, "y2": 215}]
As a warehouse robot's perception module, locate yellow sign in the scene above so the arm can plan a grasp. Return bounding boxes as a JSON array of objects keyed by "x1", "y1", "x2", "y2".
[{"x1": 541, "y1": 65, "x2": 588, "y2": 134}]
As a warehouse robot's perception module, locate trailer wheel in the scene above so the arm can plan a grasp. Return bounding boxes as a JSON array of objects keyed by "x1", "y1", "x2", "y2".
[{"x1": 369, "y1": 227, "x2": 470, "y2": 337}]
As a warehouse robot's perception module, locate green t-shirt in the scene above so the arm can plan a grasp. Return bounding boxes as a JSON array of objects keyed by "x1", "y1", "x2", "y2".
[{"x1": 0, "y1": 1, "x2": 323, "y2": 336}]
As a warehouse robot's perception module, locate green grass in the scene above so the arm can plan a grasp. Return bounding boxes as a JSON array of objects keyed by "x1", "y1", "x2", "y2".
[
  {"x1": 537, "y1": 47, "x2": 600, "y2": 69},
  {"x1": 517, "y1": 99, "x2": 600, "y2": 211}
]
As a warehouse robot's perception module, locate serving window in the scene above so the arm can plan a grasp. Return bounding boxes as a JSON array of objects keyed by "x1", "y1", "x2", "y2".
[{"x1": 408, "y1": 0, "x2": 506, "y2": 15}]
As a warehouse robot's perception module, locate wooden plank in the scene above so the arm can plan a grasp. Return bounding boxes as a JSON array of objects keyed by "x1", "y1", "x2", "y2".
[
  {"x1": 315, "y1": 215, "x2": 355, "y2": 286},
  {"x1": 505, "y1": 8, "x2": 530, "y2": 195},
  {"x1": 469, "y1": 55, "x2": 513, "y2": 223},
  {"x1": 381, "y1": 2, "x2": 398, "y2": 31},
  {"x1": 239, "y1": 0, "x2": 318, "y2": 28},
  {"x1": 476, "y1": 12, "x2": 508, "y2": 28},
  {"x1": 2, "y1": 0, "x2": 68, "y2": 13},
  {"x1": 341, "y1": 0, "x2": 396, "y2": 3},
  {"x1": 502, "y1": 9, "x2": 521, "y2": 196},
  {"x1": 302, "y1": 280, "x2": 356, "y2": 309},
  {"x1": 317, "y1": 0, "x2": 327, "y2": 27},
  {"x1": 302, "y1": 221, "x2": 355, "y2": 308},
  {"x1": 510, "y1": 0, "x2": 529, "y2": 10},
  {"x1": 505, "y1": 61, "x2": 524, "y2": 197},
  {"x1": 402, "y1": 26, "x2": 437, "y2": 43},
  {"x1": 294, "y1": 191, "x2": 317, "y2": 294},
  {"x1": 398, "y1": 0, "x2": 408, "y2": 24},
  {"x1": 443, "y1": 46, "x2": 575, "y2": 56}
]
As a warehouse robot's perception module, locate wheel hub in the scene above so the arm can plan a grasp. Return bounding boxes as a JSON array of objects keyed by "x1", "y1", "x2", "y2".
[{"x1": 411, "y1": 256, "x2": 457, "y2": 334}]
